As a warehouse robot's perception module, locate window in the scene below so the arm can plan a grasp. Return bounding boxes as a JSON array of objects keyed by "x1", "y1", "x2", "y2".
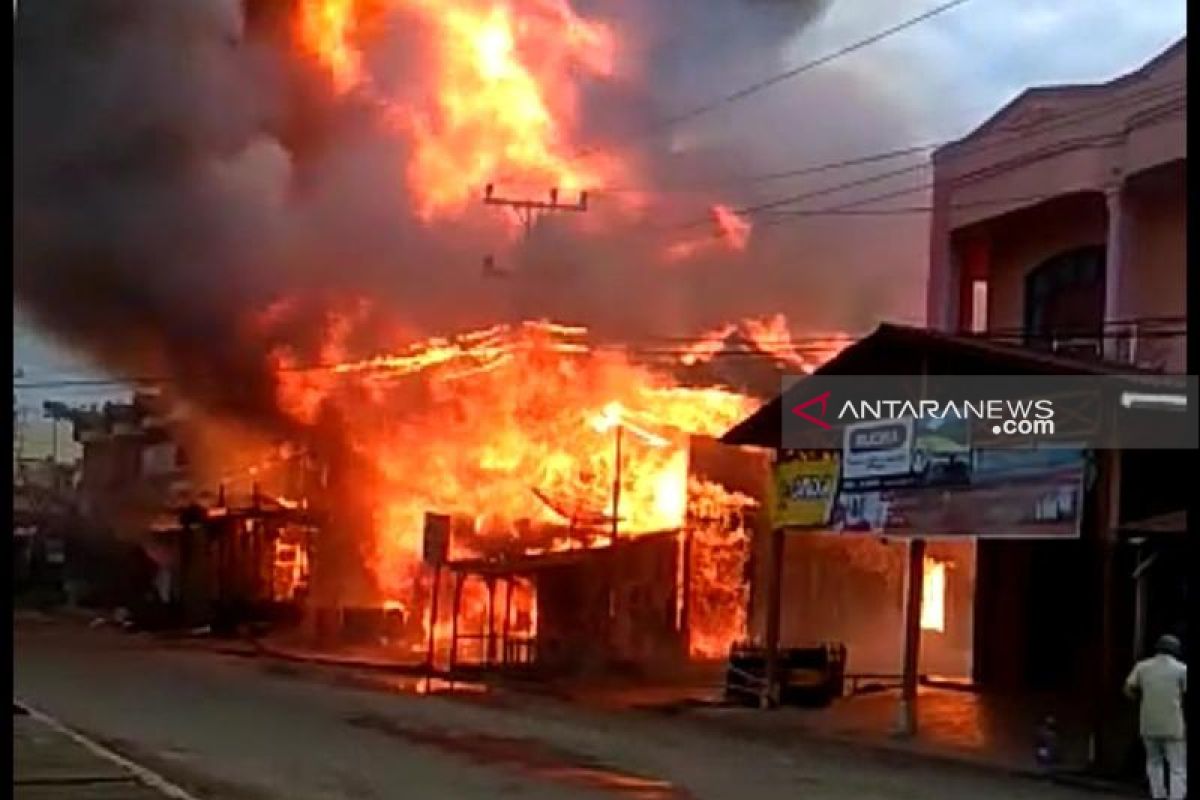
[{"x1": 1023, "y1": 246, "x2": 1105, "y2": 353}]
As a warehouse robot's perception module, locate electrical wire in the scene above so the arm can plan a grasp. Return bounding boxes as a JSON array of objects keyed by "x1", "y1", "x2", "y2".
[
  {"x1": 493, "y1": 0, "x2": 979, "y2": 183},
  {"x1": 659, "y1": 80, "x2": 1185, "y2": 229},
  {"x1": 12, "y1": 322, "x2": 1186, "y2": 390}
]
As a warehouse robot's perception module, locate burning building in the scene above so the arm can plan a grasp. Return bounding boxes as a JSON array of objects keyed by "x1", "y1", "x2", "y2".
[
  {"x1": 249, "y1": 318, "x2": 779, "y2": 669},
  {"x1": 14, "y1": 0, "x2": 859, "y2": 663}
]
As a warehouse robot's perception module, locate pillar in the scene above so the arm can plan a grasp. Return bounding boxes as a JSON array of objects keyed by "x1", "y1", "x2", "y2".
[
  {"x1": 762, "y1": 527, "x2": 785, "y2": 708},
  {"x1": 926, "y1": 177, "x2": 956, "y2": 331},
  {"x1": 896, "y1": 538, "x2": 926, "y2": 737},
  {"x1": 1103, "y1": 184, "x2": 1128, "y2": 359}
]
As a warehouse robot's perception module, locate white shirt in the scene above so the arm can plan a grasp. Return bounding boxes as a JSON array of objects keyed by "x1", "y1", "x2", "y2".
[{"x1": 1125, "y1": 653, "x2": 1187, "y2": 739}]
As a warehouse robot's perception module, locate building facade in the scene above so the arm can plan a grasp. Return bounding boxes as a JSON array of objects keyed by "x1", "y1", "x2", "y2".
[{"x1": 927, "y1": 39, "x2": 1186, "y2": 370}]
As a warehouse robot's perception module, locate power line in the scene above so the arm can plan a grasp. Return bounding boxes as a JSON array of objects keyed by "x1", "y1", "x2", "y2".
[
  {"x1": 496, "y1": 0, "x2": 978, "y2": 181},
  {"x1": 661, "y1": 0, "x2": 977, "y2": 129},
  {"x1": 594, "y1": 143, "x2": 938, "y2": 195},
  {"x1": 13, "y1": 322, "x2": 1187, "y2": 390},
  {"x1": 659, "y1": 80, "x2": 1185, "y2": 229},
  {"x1": 609, "y1": 75, "x2": 1179, "y2": 197}
]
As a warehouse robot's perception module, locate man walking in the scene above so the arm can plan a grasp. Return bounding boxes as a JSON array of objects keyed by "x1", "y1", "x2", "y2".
[{"x1": 1125, "y1": 634, "x2": 1187, "y2": 800}]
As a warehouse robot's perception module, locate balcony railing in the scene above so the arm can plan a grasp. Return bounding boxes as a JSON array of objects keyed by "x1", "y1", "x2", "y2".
[{"x1": 969, "y1": 316, "x2": 1186, "y2": 371}]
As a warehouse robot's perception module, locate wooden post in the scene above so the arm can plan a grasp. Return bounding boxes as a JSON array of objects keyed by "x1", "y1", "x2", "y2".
[
  {"x1": 501, "y1": 577, "x2": 513, "y2": 667},
  {"x1": 448, "y1": 573, "x2": 464, "y2": 674},
  {"x1": 485, "y1": 577, "x2": 497, "y2": 667},
  {"x1": 423, "y1": 563, "x2": 442, "y2": 692},
  {"x1": 762, "y1": 526, "x2": 785, "y2": 709},
  {"x1": 896, "y1": 538, "x2": 926, "y2": 737},
  {"x1": 679, "y1": 529, "x2": 694, "y2": 641},
  {"x1": 611, "y1": 424, "x2": 623, "y2": 544}
]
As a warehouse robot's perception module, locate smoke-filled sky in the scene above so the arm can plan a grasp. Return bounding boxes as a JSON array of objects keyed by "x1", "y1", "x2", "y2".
[{"x1": 13, "y1": 0, "x2": 1186, "y2": 425}]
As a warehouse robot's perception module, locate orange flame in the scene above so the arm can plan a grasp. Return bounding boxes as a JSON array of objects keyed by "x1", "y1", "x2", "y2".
[
  {"x1": 296, "y1": 0, "x2": 368, "y2": 92},
  {"x1": 680, "y1": 314, "x2": 854, "y2": 374},
  {"x1": 295, "y1": 0, "x2": 623, "y2": 219},
  {"x1": 712, "y1": 204, "x2": 751, "y2": 250},
  {"x1": 921, "y1": 558, "x2": 946, "y2": 632},
  {"x1": 664, "y1": 204, "x2": 754, "y2": 263},
  {"x1": 268, "y1": 316, "x2": 759, "y2": 615}
]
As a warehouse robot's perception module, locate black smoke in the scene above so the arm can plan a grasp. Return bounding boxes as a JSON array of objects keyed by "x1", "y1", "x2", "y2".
[{"x1": 15, "y1": 0, "x2": 927, "y2": 428}]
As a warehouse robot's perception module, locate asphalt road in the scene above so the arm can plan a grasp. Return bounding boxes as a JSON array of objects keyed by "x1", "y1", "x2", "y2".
[{"x1": 14, "y1": 619, "x2": 1116, "y2": 800}]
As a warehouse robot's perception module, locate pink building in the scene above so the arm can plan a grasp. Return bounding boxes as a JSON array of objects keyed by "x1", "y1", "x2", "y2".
[{"x1": 927, "y1": 39, "x2": 1186, "y2": 370}]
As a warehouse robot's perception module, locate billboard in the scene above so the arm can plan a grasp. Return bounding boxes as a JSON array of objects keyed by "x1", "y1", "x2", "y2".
[
  {"x1": 830, "y1": 444, "x2": 1088, "y2": 539},
  {"x1": 770, "y1": 451, "x2": 839, "y2": 529}
]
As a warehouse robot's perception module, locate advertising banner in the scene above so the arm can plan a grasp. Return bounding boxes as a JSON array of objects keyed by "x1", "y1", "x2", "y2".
[
  {"x1": 830, "y1": 446, "x2": 1088, "y2": 539},
  {"x1": 771, "y1": 451, "x2": 839, "y2": 529}
]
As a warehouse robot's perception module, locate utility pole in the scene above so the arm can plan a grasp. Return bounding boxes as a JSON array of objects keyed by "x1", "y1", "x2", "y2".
[
  {"x1": 610, "y1": 422, "x2": 623, "y2": 545},
  {"x1": 481, "y1": 184, "x2": 589, "y2": 277}
]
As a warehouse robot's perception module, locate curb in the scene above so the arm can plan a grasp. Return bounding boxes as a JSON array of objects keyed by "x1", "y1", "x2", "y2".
[{"x1": 13, "y1": 700, "x2": 203, "y2": 800}]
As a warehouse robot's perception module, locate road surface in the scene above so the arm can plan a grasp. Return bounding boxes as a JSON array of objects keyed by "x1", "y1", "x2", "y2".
[{"x1": 14, "y1": 619, "x2": 1118, "y2": 800}]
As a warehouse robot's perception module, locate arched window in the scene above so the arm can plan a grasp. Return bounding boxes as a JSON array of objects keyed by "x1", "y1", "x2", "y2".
[{"x1": 1023, "y1": 246, "x2": 1105, "y2": 353}]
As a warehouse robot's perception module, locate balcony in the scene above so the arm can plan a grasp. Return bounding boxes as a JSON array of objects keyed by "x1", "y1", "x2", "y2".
[{"x1": 974, "y1": 316, "x2": 1186, "y2": 372}]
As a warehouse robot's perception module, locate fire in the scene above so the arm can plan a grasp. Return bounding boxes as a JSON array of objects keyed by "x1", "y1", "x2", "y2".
[
  {"x1": 295, "y1": 0, "x2": 623, "y2": 219},
  {"x1": 296, "y1": 0, "x2": 367, "y2": 92},
  {"x1": 679, "y1": 314, "x2": 854, "y2": 374},
  {"x1": 267, "y1": 316, "x2": 761, "y2": 630},
  {"x1": 921, "y1": 557, "x2": 946, "y2": 632},
  {"x1": 686, "y1": 476, "x2": 758, "y2": 658},
  {"x1": 712, "y1": 204, "x2": 751, "y2": 250},
  {"x1": 664, "y1": 205, "x2": 755, "y2": 263}
]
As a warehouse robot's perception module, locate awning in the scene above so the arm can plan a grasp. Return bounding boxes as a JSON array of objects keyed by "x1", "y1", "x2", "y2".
[{"x1": 447, "y1": 530, "x2": 679, "y2": 578}]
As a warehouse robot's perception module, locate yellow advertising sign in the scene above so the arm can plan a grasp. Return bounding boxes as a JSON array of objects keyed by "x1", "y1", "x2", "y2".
[{"x1": 771, "y1": 452, "x2": 839, "y2": 529}]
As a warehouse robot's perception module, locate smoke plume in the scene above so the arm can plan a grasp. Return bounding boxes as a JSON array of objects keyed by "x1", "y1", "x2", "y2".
[{"x1": 15, "y1": 0, "x2": 928, "y2": 429}]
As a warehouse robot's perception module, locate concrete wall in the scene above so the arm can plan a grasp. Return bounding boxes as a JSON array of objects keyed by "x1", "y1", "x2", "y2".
[{"x1": 927, "y1": 39, "x2": 1186, "y2": 351}]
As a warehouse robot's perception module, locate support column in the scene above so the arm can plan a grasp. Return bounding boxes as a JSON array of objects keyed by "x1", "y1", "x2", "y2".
[
  {"x1": 926, "y1": 179, "x2": 956, "y2": 332},
  {"x1": 761, "y1": 527, "x2": 785, "y2": 709},
  {"x1": 896, "y1": 538, "x2": 926, "y2": 737},
  {"x1": 501, "y1": 577, "x2": 513, "y2": 667},
  {"x1": 1103, "y1": 184, "x2": 1128, "y2": 360},
  {"x1": 485, "y1": 577, "x2": 497, "y2": 667},
  {"x1": 448, "y1": 573, "x2": 464, "y2": 673}
]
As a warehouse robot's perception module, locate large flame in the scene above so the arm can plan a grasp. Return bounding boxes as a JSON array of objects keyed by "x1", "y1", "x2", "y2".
[
  {"x1": 296, "y1": 0, "x2": 368, "y2": 93},
  {"x1": 296, "y1": 0, "x2": 622, "y2": 219},
  {"x1": 267, "y1": 315, "x2": 760, "y2": 614},
  {"x1": 679, "y1": 314, "x2": 854, "y2": 374}
]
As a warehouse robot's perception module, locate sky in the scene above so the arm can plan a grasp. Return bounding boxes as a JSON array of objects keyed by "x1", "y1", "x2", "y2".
[{"x1": 12, "y1": 0, "x2": 1187, "y2": 456}]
